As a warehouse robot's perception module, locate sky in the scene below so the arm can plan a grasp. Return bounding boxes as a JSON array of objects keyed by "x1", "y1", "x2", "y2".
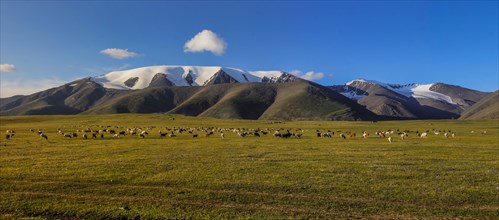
[{"x1": 0, "y1": 1, "x2": 498, "y2": 97}]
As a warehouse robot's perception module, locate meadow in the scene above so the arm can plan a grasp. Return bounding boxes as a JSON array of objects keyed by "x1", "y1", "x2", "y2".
[{"x1": 0, "y1": 114, "x2": 497, "y2": 219}]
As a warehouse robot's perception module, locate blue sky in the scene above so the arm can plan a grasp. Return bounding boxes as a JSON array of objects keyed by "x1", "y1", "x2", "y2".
[{"x1": 1, "y1": 1, "x2": 498, "y2": 97}]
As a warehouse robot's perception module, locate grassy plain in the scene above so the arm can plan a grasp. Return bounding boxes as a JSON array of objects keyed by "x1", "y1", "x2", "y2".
[{"x1": 0, "y1": 114, "x2": 498, "y2": 219}]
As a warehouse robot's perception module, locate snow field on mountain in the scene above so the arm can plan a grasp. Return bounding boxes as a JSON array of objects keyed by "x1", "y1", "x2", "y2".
[
  {"x1": 346, "y1": 79, "x2": 456, "y2": 105},
  {"x1": 90, "y1": 65, "x2": 287, "y2": 89}
]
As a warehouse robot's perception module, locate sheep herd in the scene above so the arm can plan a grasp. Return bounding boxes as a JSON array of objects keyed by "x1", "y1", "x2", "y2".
[{"x1": 2, "y1": 125, "x2": 478, "y2": 144}]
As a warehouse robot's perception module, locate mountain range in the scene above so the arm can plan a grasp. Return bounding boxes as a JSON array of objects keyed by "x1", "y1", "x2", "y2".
[{"x1": 0, "y1": 65, "x2": 496, "y2": 120}]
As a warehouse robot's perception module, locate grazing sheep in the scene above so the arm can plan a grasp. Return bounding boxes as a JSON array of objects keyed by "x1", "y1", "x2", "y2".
[
  {"x1": 100, "y1": 134, "x2": 104, "y2": 138},
  {"x1": 339, "y1": 133, "x2": 346, "y2": 139},
  {"x1": 451, "y1": 133, "x2": 455, "y2": 138},
  {"x1": 420, "y1": 132, "x2": 428, "y2": 138},
  {"x1": 6, "y1": 134, "x2": 11, "y2": 140},
  {"x1": 388, "y1": 137, "x2": 393, "y2": 143},
  {"x1": 400, "y1": 132, "x2": 407, "y2": 140},
  {"x1": 294, "y1": 133, "x2": 302, "y2": 138},
  {"x1": 273, "y1": 131, "x2": 281, "y2": 138},
  {"x1": 362, "y1": 131, "x2": 369, "y2": 139},
  {"x1": 63, "y1": 133, "x2": 72, "y2": 139},
  {"x1": 444, "y1": 133, "x2": 448, "y2": 138},
  {"x1": 192, "y1": 134, "x2": 198, "y2": 138},
  {"x1": 221, "y1": 133, "x2": 225, "y2": 139},
  {"x1": 321, "y1": 133, "x2": 332, "y2": 138},
  {"x1": 40, "y1": 133, "x2": 48, "y2": 140},
  {"x1": 282, "y1": 133, "x2": 293, "y2": 138},
  {"x1": 82, "y1": 133, "x2": 88, "y2": 139},
  {"x1": 350, "y1": 133, "x2": 356, "y2": 138},
  {"x1": 92, "y1": 133, "x2": 97, "y2": 138},
  {"x1": 377, "y1": 132, "x2": 385, "y2": 138}
]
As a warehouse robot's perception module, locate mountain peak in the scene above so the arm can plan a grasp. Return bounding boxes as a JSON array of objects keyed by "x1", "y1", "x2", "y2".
[
  {"x1": 343, "y1": 79, "x2": 457, "y2": 105},
  {"x1": 90, "y1": 65, "x2": 299, "y2": 90}
]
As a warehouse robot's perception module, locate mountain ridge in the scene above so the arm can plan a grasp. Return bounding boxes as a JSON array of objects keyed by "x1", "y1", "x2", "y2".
[
  {"x1": 329, "y1": 79, "x2": 490, "y2": 119},
  {"x1": 1, "y1": 78, "x2": 377, "y2": 121},
  {"x1": 0, "y1": 65, "x2": 494, "y2": 120}
]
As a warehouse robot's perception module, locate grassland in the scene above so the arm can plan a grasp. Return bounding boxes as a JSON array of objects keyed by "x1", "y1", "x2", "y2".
[{"x1": 0, "y1": 114, "x2": 498, "y2": 219}]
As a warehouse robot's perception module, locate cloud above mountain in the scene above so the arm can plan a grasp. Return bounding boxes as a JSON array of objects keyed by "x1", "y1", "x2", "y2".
[
  {"x1": 0, "y1": 64, "x2": 16, "y2": 73},
  {"x1": 290, "y1": 70, "x2": 325, "y2": 81},
  {"x1": 184, "y1": 30, "x2": 227, "y2": 55},
  {"x1": 100, "y1": 48, "x2": 140, "y2": 59}
]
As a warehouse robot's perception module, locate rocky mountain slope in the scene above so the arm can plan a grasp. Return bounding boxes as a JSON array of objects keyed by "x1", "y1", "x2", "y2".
[
  {"x1": 0, "y1": 77, "x2": 376, "y2": 120},
  {"x1": 329, "y1": 79, "x2": 489, "y2": 119},
  {"x1": 1, "y1": 66, "x2": 493, "y2": 120},
  {"x1": 459, "y1": 90, "x2": 498, "y2": 120}
]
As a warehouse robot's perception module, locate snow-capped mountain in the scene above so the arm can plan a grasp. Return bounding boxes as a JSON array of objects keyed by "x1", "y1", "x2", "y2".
[
  {"x1": 90, "y1": 65, "x2": 298, "y2": 90},
  {"x1": 330, "y1": 79, "x2": 489, "y2": 119},
  {"x1": 0, "y1": 66, "x2": 490, "y2": 120},
  {"x1": 343, "y1": 79, "x2": 456, "y2": 104}
]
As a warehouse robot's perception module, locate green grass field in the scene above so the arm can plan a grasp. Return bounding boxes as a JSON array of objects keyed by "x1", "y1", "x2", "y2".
[{"x1": 0, "y1": 114, "x2": 498, "y2": 219}]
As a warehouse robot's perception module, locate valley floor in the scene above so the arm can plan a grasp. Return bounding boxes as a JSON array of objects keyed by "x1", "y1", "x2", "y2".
[{"x1": 0, "y1": 115, "x2": 497, "y2": 219}]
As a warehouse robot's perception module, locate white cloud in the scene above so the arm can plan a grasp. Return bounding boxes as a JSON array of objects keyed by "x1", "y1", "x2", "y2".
[
  {"x1": 184, "y1": 29, "x2": 227, "y2": 55},
  {"x1": 0, "y1": 64, "x2": 16, "y2": 73},
  {"x1": 0, "y1": 77, "x2": 67, "y2": 98},
  {"x1": 289, "y1": 70, "x2": 325, "y2": 81},
  {"x1": 100, "y1": 48, "x2": 140, "y2": 59}
]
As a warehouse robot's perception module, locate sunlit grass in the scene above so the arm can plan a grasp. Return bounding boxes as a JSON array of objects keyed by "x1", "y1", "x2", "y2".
[{"x1": 0, "y1": 114, "x2": 498, "y2": 218}]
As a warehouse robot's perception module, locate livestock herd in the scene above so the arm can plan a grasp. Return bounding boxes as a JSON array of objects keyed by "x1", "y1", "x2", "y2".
[{"x1": 2, "y1": 125, "x2": 477, "y2": 144}]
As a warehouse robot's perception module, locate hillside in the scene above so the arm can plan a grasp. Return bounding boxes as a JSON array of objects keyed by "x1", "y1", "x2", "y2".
[
  {"x1": 0, "y1": 78, "x2": 376, "y2": 121},
  {"x1": 1, "y1": 66, "x2": 493, "y2": 120},
  {"x1": 459, "y1": 91, "x2": 499, "y2": 120},
  {"x1": 329, "y1": 79, "x2": 490, "y2": 119}
]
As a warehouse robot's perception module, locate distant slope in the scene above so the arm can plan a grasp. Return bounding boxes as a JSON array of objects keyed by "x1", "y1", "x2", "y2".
[
  {"x1": 330, "y1": 79, "x2": 489, "y2": 119},
  {"x1": 1, "y1": 79, "x2": 376, "y2": 121},
  {"x1": 429, "y1": 83, "x2": 489, "y2": 108},
  {"x1": 459, "y1": 91, "x2": 499, "y2": 120},
  {"x1": 0, "y1": 78, "x2": 106, "y2": 115}
]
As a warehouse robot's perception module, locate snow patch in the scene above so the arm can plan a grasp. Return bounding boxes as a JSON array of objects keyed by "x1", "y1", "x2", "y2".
[
  {"x1": 90, "y1": 65, "x2": 291, "y2": 90},
  {"x1": 345, "y1": 79, "x2": 456, "y2": 105},
  {"x1": 411, "y1": 84, "x2": 456, "y2": 104}
]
